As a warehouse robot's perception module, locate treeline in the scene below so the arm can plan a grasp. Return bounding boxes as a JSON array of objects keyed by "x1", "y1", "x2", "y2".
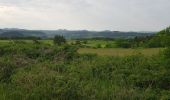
[
  {"x1": 75, "y1": 37, "x2": 116, "y2": 41},
  {"x1": 114, "y1": 27, "x2": 170, "y2": 48},
  {"x1": 0, "y1": 36, "x2": 41, "y2": 40}
]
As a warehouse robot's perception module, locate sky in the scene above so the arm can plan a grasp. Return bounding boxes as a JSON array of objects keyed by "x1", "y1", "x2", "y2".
[{"x1": 0, "y1": 0, "x2": 170, "y2": 31}]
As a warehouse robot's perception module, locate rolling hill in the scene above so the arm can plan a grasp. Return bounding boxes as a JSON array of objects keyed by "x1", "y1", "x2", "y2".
[{"x1": 0, "y1": 28, "x2": 155, "y2": 39}]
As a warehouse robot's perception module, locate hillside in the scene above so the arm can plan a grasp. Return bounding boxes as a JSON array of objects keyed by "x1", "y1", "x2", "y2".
[
  {"x1": 146, "y1": 26, "x2": 170, "y2": 47},
  {"x1": 0, "y1": 31, "x2": 24, "y2": 38},
  {"x1": 42, "y1": 30, "x2": 155, "y2": 39},
  {"x1": 158, "y1": 26, "x2": 170, "y2": 35},
  {"x1": 0, "y1": 29, "x2": 47, "y2": 38},
  {"x1": 0, "y1": 28, "x2": 155, "y2": 39}
]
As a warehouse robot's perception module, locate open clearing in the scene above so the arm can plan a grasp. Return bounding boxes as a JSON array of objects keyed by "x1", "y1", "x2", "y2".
[{"x1": 78, "y1": 48, "x2": 163, "y2": 56}]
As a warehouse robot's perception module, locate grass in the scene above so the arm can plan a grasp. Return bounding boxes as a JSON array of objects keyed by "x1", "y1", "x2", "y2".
[
  {"x1": 68, "y1": 40, "x2": 116, "y2": 48},
  {"x1": 84, "y1": 40, "x2": 116, "y2": 48},
  {"x1": 78, "y1": 48, "x2": 163, "y2": 56},
  {"x1": 0, "y1": 41, "x2": 169, "y2": 99},
  {"x1": 0, "y1": 40, "x2": 162, "y2": 57},
  {"x1": 0, "y1": 40, "x2": 116, "y2": 48}
]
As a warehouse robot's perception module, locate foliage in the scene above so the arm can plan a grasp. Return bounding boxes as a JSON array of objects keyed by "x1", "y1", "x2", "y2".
[
  {"x1": 96, "y1": 44, "x2": 102, "y2": 48},
  {"x1": 0, "y1": 41, "x2": 169, "y2": 100},
  {"x1": 53, "y1": 35, "x2": 66, "y2": 45},
  {"x1": 0, "y1": 26, "x2": 169, "y2": 99},
  {"x1": 115, "y1": 39, "x2": 132, "y2": 48},
  {"x1": 75, "y1": 40, "x2": 81, "y2": 45},
  {"x1": 134, "y1": 26, "x2": 170, "y2": 48}
]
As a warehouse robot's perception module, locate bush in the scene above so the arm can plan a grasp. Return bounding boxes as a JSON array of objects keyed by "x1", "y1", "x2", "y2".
[
  {"x1": 105, "y1": 43, "x2": 113, "y2": 48},
  {"x1": 116, "y1": 39, "x2": 132, "y2": 48},
  {"x1": 96, "y1": 44, "x2": 102, "y2": 48}
]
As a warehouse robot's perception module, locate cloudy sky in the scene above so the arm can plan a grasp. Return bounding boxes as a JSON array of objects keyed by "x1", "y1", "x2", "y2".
[{"x1": 0, "y1": 0, "x2": 169, "y2": 31}]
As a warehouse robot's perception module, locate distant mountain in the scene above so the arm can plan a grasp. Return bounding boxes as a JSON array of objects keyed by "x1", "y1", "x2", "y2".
[
  {"x1": 0, "y1": 29, "x2": 47, "y2": 38},
  {"x1": 42, "y1": 30, "x2": 156, "y2": 39},
  {"x1": 0, "y1": 28, "x2": 156, "y2": 39},
  {"x1": 0, "y1": 31, "x2": 24, "y2": 38}
]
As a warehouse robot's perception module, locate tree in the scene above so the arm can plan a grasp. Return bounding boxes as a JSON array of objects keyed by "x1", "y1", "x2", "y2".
[
  {"x1": 83, "y1": 40, "x2": 88, "y2": 44},
  {"x1": 53, "y1": 35, "x2": 66, "y2": 45},
  {"x1": 116, "y1": 39, "x2": 131, "y2": 48},
  {"x1": 33, "y1": 39, "x2": 40, "y2": 44},
  {"x1": 96, "y1": 44, "x2": 102, "y2": 48},
  {"x1": 75, "y1": 40, "x2": 81, "y2": 45},
  {"x1": 105, "y1": 43, "x2": 112, "y2": 48}
]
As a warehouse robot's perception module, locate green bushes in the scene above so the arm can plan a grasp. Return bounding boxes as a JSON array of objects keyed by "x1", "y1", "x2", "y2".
[
  {"x1": 0, "y1": 42, "x2": 169, "y2": 99},
  {"x1": 0, "y1": 60, "x2": 14, "y2": 82},
  {"x1": 53, "y1": 35, "x2": 66, "y2": 45},
  {"x1": 115, "y1": 39, "x2": 132, "y2": 48}
]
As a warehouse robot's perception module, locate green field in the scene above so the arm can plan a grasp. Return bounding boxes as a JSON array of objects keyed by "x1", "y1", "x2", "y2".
[
  {"x1": 83, "y1": 40, "x2": 116, "y2": 48},
  {"x1": 0, "y1": 40, "x2": 116, "y2": 48},
  {"x1": 68, "y1": 40, "x2": 116, "y2": 48},
  {"x1": 78, "y1": 48, "x2": 162, "y2": 56},
  {"x1": 0, "y1": 40, "x2": 163, "y2": 57}
]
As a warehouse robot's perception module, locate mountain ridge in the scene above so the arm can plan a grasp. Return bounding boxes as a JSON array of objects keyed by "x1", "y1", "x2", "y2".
[{"x1": 0, "y1": 28, "x2": 156, "y2": 39}]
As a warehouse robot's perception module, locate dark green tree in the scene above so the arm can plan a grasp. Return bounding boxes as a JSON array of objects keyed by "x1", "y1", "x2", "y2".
[
  {"x1": 75, "y1": 40, "x2": 81, "y2": 45},
  {"x1": 53, "y1": 35, "x2": 66, "y2": 45},
  {"x1": 83, "y1": 40, "x2": 88, "y2": 44}
]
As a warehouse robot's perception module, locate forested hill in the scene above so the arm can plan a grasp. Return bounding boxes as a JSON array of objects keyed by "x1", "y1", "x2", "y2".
[
  {"x1": 158, "y1": 26, "x2": 170, "y2": 35},
  {"x1": 42, "y1": 30, "x2": 155, "y2": 39},
  {"x1": 0, "y1": 29, "x2": 47, "y2": 38},
  {"x1": 150, "y1": 26, "x2": 170, "y2": 47},
  {"x1": 0, "y1": 28, "x2": 155, "y2": 39}
]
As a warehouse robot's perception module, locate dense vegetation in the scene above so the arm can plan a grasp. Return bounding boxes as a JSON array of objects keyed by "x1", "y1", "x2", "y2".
[
  {"x1": 0, "y1": 40, "x2": 169, "y2": 100},
  {"x1": 115, "y1": 27, "x2": 170, "y2": 48},
  {"x1": 54, "y1": 35, "x2": 66, "y2": 45},
  {"x1": 0, "y1": 27, "x2": 169, "y2": 100}
]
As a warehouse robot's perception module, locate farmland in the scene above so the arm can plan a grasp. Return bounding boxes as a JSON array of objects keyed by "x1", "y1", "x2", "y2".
[{"x1": 78, "y1": 48, "x2": 162, "y2": 56}]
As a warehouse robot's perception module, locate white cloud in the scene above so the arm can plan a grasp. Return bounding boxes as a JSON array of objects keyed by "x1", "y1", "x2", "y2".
[{"x1": 0, "y1": 0, "x2": 170, "y2": 31}]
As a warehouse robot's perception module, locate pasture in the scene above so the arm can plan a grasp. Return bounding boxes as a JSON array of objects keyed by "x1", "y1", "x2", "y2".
[
  {"x1": 78, "y1": 48, "x2": 163, "y2": 56},
  {"x1": 68, "y1": 40, "x2": 117, "y2": 48},
  {"x1": 82, "y1": 40, "x2": 116, "y2": 48}
]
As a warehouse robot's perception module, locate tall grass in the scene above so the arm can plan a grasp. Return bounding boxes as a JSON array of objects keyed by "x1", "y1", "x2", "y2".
[
  {"x1": 78, "y1": 48, "x2": 163, "y2": 56},
  {"x1": 0, "y1": 42, "x2": 169, "y2": 100}
]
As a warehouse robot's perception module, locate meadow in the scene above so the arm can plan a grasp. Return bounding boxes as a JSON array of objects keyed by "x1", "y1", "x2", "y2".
[
  {"x1": 0, "y1": 38, "x2": 169, "y2": 100},
  {"x1": 0, "y1": 39, "x2": 162, "y2": 57},
  {"x1": 65, "y1": 39, "x2": 116, "y2": 47},
  {"x1": 81, "y1": 40, "x2": 116, "y2": 48},
  {"x1": 0, "y1": 39, "x2": 163, "y2": 57},
  {"x1": 78, "y1": 48, "x2": 162, "y2": 56}
]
